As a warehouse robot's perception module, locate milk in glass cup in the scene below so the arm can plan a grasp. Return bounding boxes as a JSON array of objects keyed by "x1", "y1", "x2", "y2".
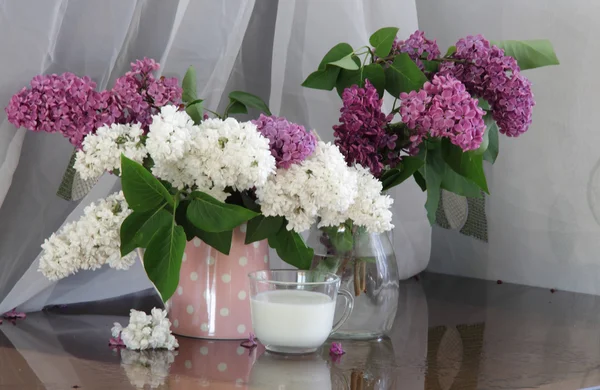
[{"x1": 248, "y1": 270, "x2": 353, "y2": 354}]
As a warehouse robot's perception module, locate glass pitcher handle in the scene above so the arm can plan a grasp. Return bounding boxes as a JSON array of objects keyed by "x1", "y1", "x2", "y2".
[{"x1": 330, "y1": 289, "x2": 354, "y2": 335}]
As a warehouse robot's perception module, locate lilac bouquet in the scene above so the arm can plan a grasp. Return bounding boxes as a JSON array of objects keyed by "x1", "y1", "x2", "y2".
[
  {"x1": 6, "y1": 60, "x2": 394, "y2": 302},
  {"x1": 303, "y1": 29, "x2": 559, "y2": 223}
]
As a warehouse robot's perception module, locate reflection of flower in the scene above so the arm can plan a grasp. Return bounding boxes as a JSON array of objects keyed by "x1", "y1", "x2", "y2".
[
  {"x1": 112, "y1": 308, "x2": 179, "y2": 351},
  {"x1": 120, "y1": 349, "x2": 176, "y2": 389}
]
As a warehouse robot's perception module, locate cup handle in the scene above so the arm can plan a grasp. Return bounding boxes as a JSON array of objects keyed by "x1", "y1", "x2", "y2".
[{"x1": 330, "y1": 289, "x2": 354, "y2": 335}]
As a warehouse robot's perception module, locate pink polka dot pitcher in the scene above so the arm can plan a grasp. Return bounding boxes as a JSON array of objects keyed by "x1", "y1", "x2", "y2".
[{"x1": 167, "y1": 224, "x2": 268, "y2": 339}]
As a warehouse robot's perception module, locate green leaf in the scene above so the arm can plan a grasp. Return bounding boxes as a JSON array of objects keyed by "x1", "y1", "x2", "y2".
[
  {"x1": 423, "y1": 147, "x2": 445, "y2": 224},
  {"x1": 245, "y1": 215, "x2": 284, "y2": 244},
  {"x1": 241, "y1": 191, "x2": 261, "y2": 212},
  {"x1": 120, "y1": 207, "x2": 171, "y2": 256},
  {"x1": 186, "y1": 191, "x2": 258, "y2": 233},
  {"x1": 228, "y1": 91, "x2": 272, "y2": 115},
  {"x1": 422, "y1": 60, "x2": 439, "y2": 73},
  {"x1": 474, "y1": 124, "x2": 490, "y2": 156},
  {"x1": 120, "y1": 155, "x2": 174, "y2": 212},
  {"x1": 336, "y1": 63, "x2": 385, "y2": 98},
  {"x1": 440, "y1": 164, "x2": 483, "y2": 198},
  {"x1": 441, "y1": 140, "x2": 489, "y2": 194},
  {"x1": 369, "y1": 27, "x2": 399, "y2": 58},
  {"x1": 268, "y1": 227, "x2": 314, "y2": 270},
  {"x1": 227, "y1": 100, "x2": 248, "y2": 115},
  {"x1": 413, "y1": 170, "x2": 427, "y2": 191},
  {"x1": 445, "y1": 46, "x2": 457, "y2": 57},
  {"x1": 302, "y1": 67, "x2": 340, "y2": 91},
  {"x1": 195, "y1": 229, "x2": 233, "y2": 255},
  {"x1": 329, "y1": 54, "x2": 360, "y2": 70},
  {"x1": 321, "y1": 226, "x2": 353, "y2": 253},
  {"x1": 174, "y1": 200, "x2": 233, "y2": 254},
  {"x1": 185, "y1": 100, "x2": 203, "y2": 124},
  {"x1": 483, "y1": 116, "x2": 499, "y2": 164},
  {"x1": 381, "y1": 156, "x2": 425, "y2": 191},
  {"x1": 384, "y1": 53, "x2": 428, "y2": 98},
  {"x1": 318, "y1": 43, "x2": 354, "y2": 70},
  {"x1": 182, "y1": 66, "x2": 197, "y2": 103},
  {"x1": 476, "y1": 98, "x2": 490, "y2": 111},
  {"x1": 143, "y1": 224, "x2": 186, "y2": 302},
  {"x1": 491, "y1": 39, "x2": 559, "y2": 70}
]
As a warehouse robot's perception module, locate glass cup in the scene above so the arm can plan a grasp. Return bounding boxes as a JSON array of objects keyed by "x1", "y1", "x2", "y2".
[{"x1": 248, "y1": 270, "x2": 354, "y2": 354}]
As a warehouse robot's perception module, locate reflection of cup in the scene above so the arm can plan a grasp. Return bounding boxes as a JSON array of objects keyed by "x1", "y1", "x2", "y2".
[
  {"x1": 248, "y1": 270, "x2": 354, "y2": 354},
  {"x1": 249, "y1": 352, "x2": 332, "y2": 390}
]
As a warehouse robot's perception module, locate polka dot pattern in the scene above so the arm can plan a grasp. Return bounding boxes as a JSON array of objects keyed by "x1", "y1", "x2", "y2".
[
  {"x1": 166, "y1": 227, "x2": 267, "y2": 339},
  {"x1": 168, "y1": 336, "x2": 264, "y2": 388}
]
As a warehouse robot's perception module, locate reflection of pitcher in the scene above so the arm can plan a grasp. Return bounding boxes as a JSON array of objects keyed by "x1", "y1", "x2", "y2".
[
  {"x1": 324, "y1": 338, "x2": 397, "y2": 389},
  {"x1": 249, "y1": 352, "x2": 332, "y2": 390},
  {"x1": 168, "y1": 338, "x2": 262, "y2": 389}
]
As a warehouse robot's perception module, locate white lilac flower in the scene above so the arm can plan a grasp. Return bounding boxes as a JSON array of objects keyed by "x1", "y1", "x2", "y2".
[
  {"x1": 74, "y1": 123, "x2": 148, "y2": 180},
  {"x1": 256, "y1": 141, "x2": 358, "y2": 232},
  {"x1": 112, "y1": 308, "x2": 179, "y2": 351},
  {"x1": 146, "y1": 106, "x2": 276, "y2": 201},
  {"x1": 320, "y1": 165, "x2": 394, "y2": 233},
  {"x1": 120, "y1": 349, "x2": 176, "y2": 389},
  {"x1": 38, "y1": 191, "x2": 136, "y2": 280}
]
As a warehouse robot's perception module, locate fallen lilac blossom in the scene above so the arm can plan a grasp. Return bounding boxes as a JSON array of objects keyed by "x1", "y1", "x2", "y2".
[
  {"x1": 3, "y1": 309, "x2": 26, "y2": 319},
  {"x1": 240, "y1": 333, "x2": 257, "y2": 349},
  {"x1": 329, "y1": 342, "x2": 345, "y2": 356}
]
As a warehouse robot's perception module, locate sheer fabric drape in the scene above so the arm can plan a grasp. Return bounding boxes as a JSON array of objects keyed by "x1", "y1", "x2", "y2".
[{"x1": 0, "y1": 0, "x2": 430, "y2": 313}]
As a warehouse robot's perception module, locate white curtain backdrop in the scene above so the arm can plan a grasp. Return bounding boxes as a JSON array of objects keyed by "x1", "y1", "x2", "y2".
[
  {"x1": 0, "y1": 0, "x2": 430, "y2": 313},
  {"x1": 418, "y1": 0, "x2": 600, "y2": 294}
]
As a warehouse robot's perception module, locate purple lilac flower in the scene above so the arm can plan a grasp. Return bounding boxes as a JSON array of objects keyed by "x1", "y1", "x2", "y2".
[
  {"x1": 392, "y1": 30, "x2": 441, "y2": 70},
  {"x1": 5, "y1": 73, "x2": 118, "y2": 148},
  {"x1": 400, "y1": 74, "x2": 485, "y2": 152},
  {"x1": 438, "y1": 35, "x2": 535, "y2": 137},
  {"x1": 5, "y1": 58, "x2": 182, "y2": 148},
  {"x1": 252, "y1": 114, "x2": 317, "y2": 169},
  {"x1": 329, "y1": 342, "x2": 345, "y2": 356},
  {"x1": 333, "y1": 80, "x2": 396, "y2": 177},
  {"x1": 111, "y1": 58, "x2": 182, "y2": 129}
]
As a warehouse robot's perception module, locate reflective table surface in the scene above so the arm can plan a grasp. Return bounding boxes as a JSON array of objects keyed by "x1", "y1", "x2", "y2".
[{"x1": 2, "y1": 272, "x2": 600, "y2": 389}]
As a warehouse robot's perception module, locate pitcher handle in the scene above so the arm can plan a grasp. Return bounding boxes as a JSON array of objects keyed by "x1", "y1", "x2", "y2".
[{"x1": 330, "y1": 289, "x2": 354, "y2": 335}]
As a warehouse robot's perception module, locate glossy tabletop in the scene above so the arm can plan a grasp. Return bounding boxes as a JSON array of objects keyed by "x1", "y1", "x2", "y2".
[{"x1": 2, "y1": 272, "x2": 600, "y2": 389}]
